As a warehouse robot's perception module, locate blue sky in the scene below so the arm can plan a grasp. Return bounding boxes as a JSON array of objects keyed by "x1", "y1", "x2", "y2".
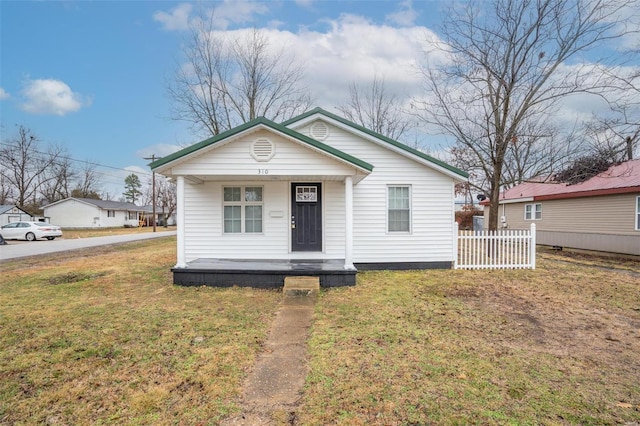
[
  {"x1": 0, "y1": 0, "x2": 447, "y2": 196},
  {"x1": 1, "y1": 0, "x2": 637, "y2": 197}
]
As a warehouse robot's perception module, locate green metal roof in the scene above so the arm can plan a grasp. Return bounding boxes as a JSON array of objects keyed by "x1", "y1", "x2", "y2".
[
  {"x1": 149, "y1": 116, "x2": 373, "y2": 172},
  {"x1": 282, "y1": 107, "x2": 469, "y2": 179}
]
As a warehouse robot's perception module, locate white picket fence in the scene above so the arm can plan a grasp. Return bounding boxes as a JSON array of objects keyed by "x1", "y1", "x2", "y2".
[{"x1": 454, "y1": 223, "x2": 536, "y2": 270}]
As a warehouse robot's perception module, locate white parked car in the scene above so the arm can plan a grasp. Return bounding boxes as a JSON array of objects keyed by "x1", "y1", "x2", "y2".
[{"x1": 0, "y1": 221, "x2": 63, "y2": 241}]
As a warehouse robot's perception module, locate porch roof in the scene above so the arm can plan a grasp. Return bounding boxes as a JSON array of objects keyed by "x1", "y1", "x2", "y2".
[{"x1": 149, "y1": 116, "x2": 374, "y2": 174}]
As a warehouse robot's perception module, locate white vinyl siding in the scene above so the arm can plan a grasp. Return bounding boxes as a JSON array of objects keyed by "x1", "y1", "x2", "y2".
[
  {"x1": 176, "y1": 119, "x2": 459, "y2": 264},
  {"x1": 182, "y1": 181, "x2": 346, "y2": 262},
  {"x1": 388, "y1": 185, "x2": 411, "y2": 232},
  {"x1": 296, "y1": 122, "x2": 456, "y2": 264},
  {"x1": 171, "y1": 130, "x2": 357, "y2": 178}
]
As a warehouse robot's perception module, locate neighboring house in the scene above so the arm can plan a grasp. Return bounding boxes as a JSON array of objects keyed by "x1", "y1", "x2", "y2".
[
  {"x1": 43, "y1": 198, "x2": 145, "y2": 228},
  {"x1": 140, "y1": 205, "x2": 176, "y2": 227},
  {"x1": 483, "y1": 159, "x2": 640, "y2": 255},
  {"x1": 0, "y1": 205, "x2": 32, "y2": 226},
  {"x1": 151, "y1": 107, "x2": 468, "y2": 287}
]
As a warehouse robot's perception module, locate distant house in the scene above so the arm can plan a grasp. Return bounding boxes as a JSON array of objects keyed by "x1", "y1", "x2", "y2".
[
  {"x1": 0, "y1": 205, "x2": 32, "y2": 226},
  {"x1": 150, "y1": 107, "x2": 468, "y2": 287},
  {"x1": 484, "y1": 159, "x2": 640, "y2": 255},
  {"x1": 43, "y1": 198, "x2": 145, "y2": 228},
  {"x1": 140, "y1": 205, "x2": 176, "y2": 227}
]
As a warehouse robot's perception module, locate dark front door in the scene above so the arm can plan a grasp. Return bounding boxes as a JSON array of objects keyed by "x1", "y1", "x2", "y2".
[{"x1": 291, "y1": 183, "x2": 322, "y2": 251}]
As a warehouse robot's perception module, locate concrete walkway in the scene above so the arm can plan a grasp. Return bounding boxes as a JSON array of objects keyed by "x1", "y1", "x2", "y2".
[
  {"x1": 222, "y1": 295, "x2": 316, "y2": 425},
  {"x1": 0, "y1": 231, "x2": 176, "y2": 261}
]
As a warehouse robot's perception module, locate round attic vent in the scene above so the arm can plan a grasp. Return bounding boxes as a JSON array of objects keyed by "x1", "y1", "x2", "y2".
[
  {"x1": 310, "y1": 121, "x2": 329, "y2": 140},
  {"x1": 251, "y1": 138, "x2": 275, "y2": 161}
]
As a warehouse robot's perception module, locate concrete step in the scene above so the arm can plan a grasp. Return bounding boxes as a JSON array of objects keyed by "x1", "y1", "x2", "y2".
[{"x1": 283, "y1": 276, "x2": 320, "y2": 297}]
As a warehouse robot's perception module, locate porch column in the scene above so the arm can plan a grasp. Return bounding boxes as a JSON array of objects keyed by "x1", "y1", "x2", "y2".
[
  {"x1": 344, "y1": 176, "x2": 355, "y2": 270},
  {"x1": 175, "y1": 176, "x2": 186, "y2": 268}
]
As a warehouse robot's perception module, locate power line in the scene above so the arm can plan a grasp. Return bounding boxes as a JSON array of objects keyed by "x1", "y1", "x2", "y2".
[{"x1": 0, "y1": 141, "x2": 154, "y2": 177}]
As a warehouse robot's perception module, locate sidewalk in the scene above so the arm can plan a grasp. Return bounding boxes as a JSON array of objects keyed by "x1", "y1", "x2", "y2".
[{"x1": 222, "y1": 295, "x2": 316, "y2": 425}]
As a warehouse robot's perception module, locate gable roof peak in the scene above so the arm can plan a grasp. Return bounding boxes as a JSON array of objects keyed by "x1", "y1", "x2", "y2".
[{"x1": 282, "y1": 107, "x2": 469, "y2": 180}]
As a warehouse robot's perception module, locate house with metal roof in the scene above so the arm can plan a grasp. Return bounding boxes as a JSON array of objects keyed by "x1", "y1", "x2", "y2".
[
  {"x1": 42, "y1": 198, "x2": 146, "y2": 228},
  {"x1": 485, "y1": 159, "x2": 640, "y2": 255},
  {"x1": 151, "y1": 108, "x2": 468, "y2": 287}
]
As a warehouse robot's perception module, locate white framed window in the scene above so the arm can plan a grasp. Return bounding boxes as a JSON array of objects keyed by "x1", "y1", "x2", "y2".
[
  {"x1": 128, "y1": 211, "x2": 138, "y2": 220},
  {"x1": 387, "y1": 185, "x2": 411, "y2": 233},
  {"x1": 525, "y1": 203, "x2": 542, "y2": 220},
  {"x1": 223, "y1": 186, "x2": 263, "y2": 233},
  {"x1": 107, "y1": 210, "x2": 115, "y2": 218},
  {"x1": 636, "y1": 196, "x2": 640, "y2": 231}
]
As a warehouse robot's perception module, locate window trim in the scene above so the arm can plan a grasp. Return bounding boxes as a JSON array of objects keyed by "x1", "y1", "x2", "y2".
[
  {"x1": 222, "y1": 185, "x2": 264, "y2": 234},
  {"x1": 636, "y1": 196, "x2": 640, "y2": 231},
  {"x1": 524, "y1": 203, "x2": 542, "y2": 220},
  {"x1": 386, "y1": 185, "x2": 412, "y2": 234},
  {"x1": 107, "y1": 210, "x2": 115, "y2": 218}
]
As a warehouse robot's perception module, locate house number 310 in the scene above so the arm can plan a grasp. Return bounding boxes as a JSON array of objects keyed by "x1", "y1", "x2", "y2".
[{"x1": 258, "y1": 169, "x2": 269, "y2": 175}]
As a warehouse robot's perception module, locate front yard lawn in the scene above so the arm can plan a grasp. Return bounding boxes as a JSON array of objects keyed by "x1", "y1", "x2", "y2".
[
  {"x1": 302, "y1": 254, "x2": 640, "y2": 425},
  {"x1": 0, "y1": 238, "x2": 280, "y2": 425},
  {"x1": 1, "y1": 239, "x2": 638, "y2": 425}
]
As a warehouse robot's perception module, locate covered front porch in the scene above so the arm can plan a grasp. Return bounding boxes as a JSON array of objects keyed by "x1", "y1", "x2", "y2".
[{"x1": 172, "y1": 258, "x2": 357, "y2": 288}]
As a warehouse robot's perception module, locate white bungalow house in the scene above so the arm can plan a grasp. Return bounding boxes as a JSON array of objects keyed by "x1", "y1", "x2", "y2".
[
  {"x1": 150, "y1": 108, "x2": 468, "y2": 287},
  {"x1": 0, "y1": 205, "x2": 33, "y2": 226},
  {"x1": 43, "y1": 198, "x2": 145, "y2": 228}
]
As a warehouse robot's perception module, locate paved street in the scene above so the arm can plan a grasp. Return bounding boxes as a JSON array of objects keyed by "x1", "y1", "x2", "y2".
[{"x1": 0, "y1": 231, "x2": 176, "y2": 261}]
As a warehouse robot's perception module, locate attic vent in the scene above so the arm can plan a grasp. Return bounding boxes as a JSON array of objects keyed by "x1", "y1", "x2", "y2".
[
  {"x1": 251, "y1": 138, "x2": 275, "y2": 161},
  {"x1": 310, "y1": 121, "x2": 329, "y2": 140}
]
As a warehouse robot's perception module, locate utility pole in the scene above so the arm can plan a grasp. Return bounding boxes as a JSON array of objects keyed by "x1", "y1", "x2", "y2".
[{"x1": 144, "y1": 155, "x2": 157, "y2": 232}]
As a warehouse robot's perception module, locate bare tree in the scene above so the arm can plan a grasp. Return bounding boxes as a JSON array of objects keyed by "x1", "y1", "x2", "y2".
[
  {"x1": 167, "y1": 17, "x2": 312, "y2": 137},
  {"x1": 40, "y1": 155, "x2": 76, "y2": 204},
  {"x1": 71, "y1": 162, "x2": 102, "y2": 199},
  {"x1": 413, "y1": 0, "x2": 639, "y2": 230},
  {"x1": 0, "y1": 175, "x2": 13, "y2": 204},
  {"x1": 0, "y1": 126, "x2": 63, "y2": 211},
  {"x1": 156, "y1": 177, "x2": 177, "y2": 227},
  {"x1": 586, "y1": 103, "x2": 640, "y2": 162},
  {"x1": 336, "y1": 75, "x2": 414, "y2": 141}
]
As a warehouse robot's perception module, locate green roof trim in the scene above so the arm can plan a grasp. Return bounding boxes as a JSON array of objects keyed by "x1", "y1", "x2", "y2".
[
  {"x1": 149, "y1": 116, "x2": 373, "y2": 172},
  {"x1": 282, "y1": 107, "x2": 469, "y2": 179}
]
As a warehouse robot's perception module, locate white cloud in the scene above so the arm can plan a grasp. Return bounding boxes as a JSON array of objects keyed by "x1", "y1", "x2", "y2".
[
  {"x1": 20, "y1": 78, "x2": 87, "y2": 116},
  {"x1": 205, "y1": 14, "x2": 441, "y2": 112},
  {"x1": 0, "y1": 87, "x2": 9, "y2": 100},
  {"x1": 154, "y1": 1, "x2": 269, "y2": 31},
  {"x1": 153, "y1": 3, "x2": 192, "y2": 31},
  {"x1": 385, "y1": 0, "x2": 418, "y2": 27}
]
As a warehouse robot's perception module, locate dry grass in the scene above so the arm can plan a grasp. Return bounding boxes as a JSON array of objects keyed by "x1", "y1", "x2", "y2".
[
  {"x1": 300, "y1": 252, "x2": 640, "y2": 425},
  {"x1": 0, "y1": 237, "x2": 281, "y2": 425},
  {"x1": 61, "y1": 226, "x2": 175, "y2": 239},
  {"x1": 1, "y1": 240, "x2": 638, "y2": 425}
]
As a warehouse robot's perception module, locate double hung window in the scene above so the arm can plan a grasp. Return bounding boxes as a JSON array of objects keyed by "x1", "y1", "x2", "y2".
[
  {"x1": 223, "y1": 186, "x2": 263, "y2": 233},
  {"x1": 525, "y1": 203, "x2": 542, "y2": 220},
  {"x1": 388, "y1": 186, "x2": 411, "y2": 232}
]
